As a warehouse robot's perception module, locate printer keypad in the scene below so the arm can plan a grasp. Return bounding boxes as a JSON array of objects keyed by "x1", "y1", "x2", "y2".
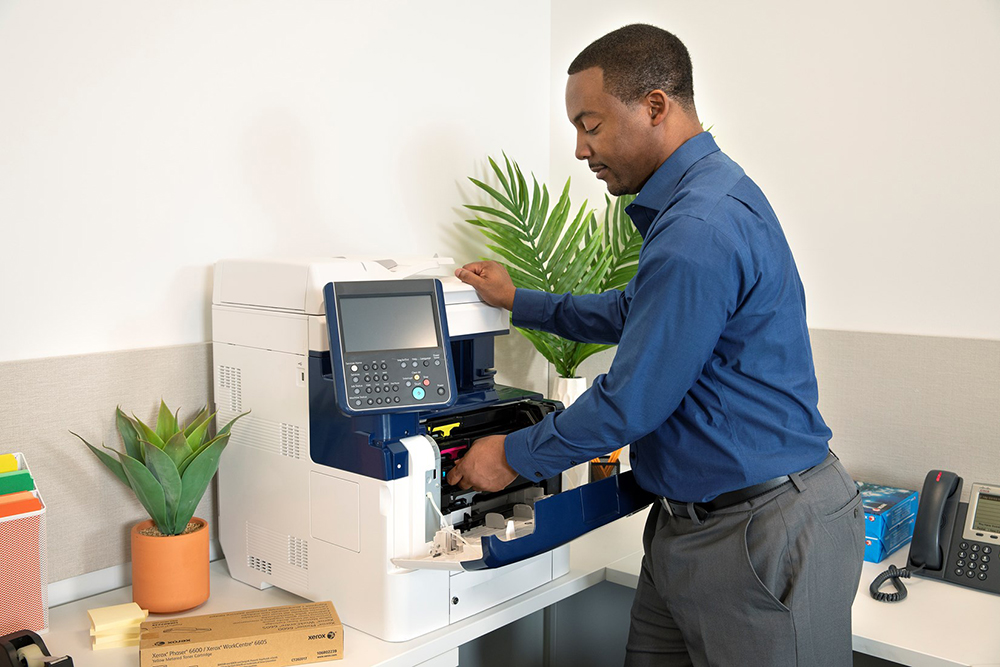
[{"x1": 346, "y1": 355, "x2": 447, "y2": 411}]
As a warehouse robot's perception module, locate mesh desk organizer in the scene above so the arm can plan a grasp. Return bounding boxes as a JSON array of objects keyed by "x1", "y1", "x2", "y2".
[{"x1": 0, "y1": 453, "x2": 48, "y2": 635}]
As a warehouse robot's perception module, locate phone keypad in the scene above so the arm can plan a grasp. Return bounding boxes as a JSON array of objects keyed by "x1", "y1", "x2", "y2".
[{"x1": 955, "y1": 542, "x2": 992, "y2": 581}]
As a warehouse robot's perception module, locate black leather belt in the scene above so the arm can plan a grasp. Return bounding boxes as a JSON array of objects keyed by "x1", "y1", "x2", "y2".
[
  {"x1": 661, "y1": 475, "x2": 791, "y2": 518},
  {"x1": 660, "y1": 452, "x2": 837, "y2": 519}
]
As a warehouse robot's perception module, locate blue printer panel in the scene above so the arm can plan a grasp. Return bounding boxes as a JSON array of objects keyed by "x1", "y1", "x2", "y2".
[{"x1": 324, "y1": 279, "x2": 456, "y2": 416}]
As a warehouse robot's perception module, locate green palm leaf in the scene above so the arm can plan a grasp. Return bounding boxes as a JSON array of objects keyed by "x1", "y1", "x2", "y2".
[{"x1": 464, "y1": 155, "x2": 643, "y2": 378}]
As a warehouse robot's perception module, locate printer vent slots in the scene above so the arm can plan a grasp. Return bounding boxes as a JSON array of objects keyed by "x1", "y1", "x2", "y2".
[
  {"x1": 247, "y1": 555, "x2": 272, "y2": 576},
  {"x1": 246, "y1": 522, "x2": 308, "y2": 590},
  {"x1": 218, "y1": 365, "x2": 243, "y2": 412},
  {"x1": 287, "y1": 536, "x2": 309, "y2": 570},
  {"x1": 223, "y1": 414, "x2": 303, "y2": 460},
  {"x1": 280, "y1": 423, "x2": 302, "y2": 459}
]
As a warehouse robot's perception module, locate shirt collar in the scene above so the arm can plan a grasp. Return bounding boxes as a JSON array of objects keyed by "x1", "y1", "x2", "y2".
[{"x1": 625, "y1": 131, "x2": 720, "y2": 238}]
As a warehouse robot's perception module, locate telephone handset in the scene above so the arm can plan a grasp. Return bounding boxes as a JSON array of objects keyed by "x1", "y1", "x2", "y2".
[
  {"x1": 908, "y1": 470, "x2": 962, "y2": 571},
  {"x1": 870, "y1": 470, "x2": 1000, "y2": 601}
]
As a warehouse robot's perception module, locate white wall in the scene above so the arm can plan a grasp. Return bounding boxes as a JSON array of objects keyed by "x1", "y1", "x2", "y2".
[
  {"x1": 550, "y1": 0, "x2": 1000, "y2": 340},
  {"x1": 4, "y1": 2, "x2": 996, "y2": 355},
  {"x1": 0, "y1": 1, "x2": 552, "y2": 362}
]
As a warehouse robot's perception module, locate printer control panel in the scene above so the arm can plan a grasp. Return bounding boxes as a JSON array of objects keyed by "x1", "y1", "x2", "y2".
[
  {"x1": 344, "y1": 353, "x2": 448, "y2": 409},
  {"x1": 324, "y1": 279, "x2": 455, "y2": 415}
]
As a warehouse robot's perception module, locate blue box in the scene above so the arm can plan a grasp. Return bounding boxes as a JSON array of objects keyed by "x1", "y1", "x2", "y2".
[
  {"x1": 857, "y1": 481, "x2": 919, "y2": 563},
  {"x1": 857, "y1": 482, "x2": 919, "y2": 540},
  {"x1": 863, "y1": 513, "x2": 916, "y2": 562}
]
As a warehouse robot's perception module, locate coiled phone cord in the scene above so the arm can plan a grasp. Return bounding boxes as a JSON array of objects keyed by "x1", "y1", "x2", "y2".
[{"x1": 869, "y1": 564, "x2": 922, "y2": 602}]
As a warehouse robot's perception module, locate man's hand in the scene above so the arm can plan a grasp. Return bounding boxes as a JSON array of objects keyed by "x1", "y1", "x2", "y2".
[
  {"x1": 455, "y1": 261, "x2": 516, "y2": 311},
  {"x1": 446, "y1": 435, "x2": 518, "y2": 492}
]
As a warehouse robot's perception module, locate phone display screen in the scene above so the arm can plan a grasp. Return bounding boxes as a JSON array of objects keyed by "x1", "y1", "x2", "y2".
[{"x1": 972, "y1": 492, "x2": 1000, "y2": 534}]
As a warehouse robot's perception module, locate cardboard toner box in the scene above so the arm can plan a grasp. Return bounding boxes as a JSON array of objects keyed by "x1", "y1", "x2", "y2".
[{"x1": 140, "y1": 601, "x2": 342, "y2": 667}]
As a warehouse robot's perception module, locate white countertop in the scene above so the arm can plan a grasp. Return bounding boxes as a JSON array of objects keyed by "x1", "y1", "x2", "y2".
[
  {"x1": 607, "y1": 544, "x2": 1000, "y2": 667},
  {"x1": 44, "y1": 512, "x2": 648, "y2": 667}
]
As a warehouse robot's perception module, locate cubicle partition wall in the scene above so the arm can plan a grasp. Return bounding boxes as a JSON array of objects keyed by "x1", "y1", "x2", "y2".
[{"x1": 0, "y1": 329, "x2": 995, "y2": 597}]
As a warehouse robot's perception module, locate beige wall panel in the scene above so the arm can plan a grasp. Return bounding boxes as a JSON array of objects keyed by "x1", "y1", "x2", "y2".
[
  {"x1": 0, "y1": 343, "x2": 214, "y2": 582},
  {"x1": 811, "y1": 330, "x2": 1000, "y2": 499}
]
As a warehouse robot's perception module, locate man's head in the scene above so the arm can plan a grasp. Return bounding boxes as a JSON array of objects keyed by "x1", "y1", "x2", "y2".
[{"x1": 566, "y1": 24, "x2": 701, "y2": 195}]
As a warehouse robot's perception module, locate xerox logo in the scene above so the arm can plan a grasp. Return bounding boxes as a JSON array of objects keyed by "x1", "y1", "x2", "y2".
[
  {"x1": 327, "y1": 631, "x2": 337, "y2": 640},
  {"x1": 307, "y1": 631, "x2": 337, "y2": 640}
]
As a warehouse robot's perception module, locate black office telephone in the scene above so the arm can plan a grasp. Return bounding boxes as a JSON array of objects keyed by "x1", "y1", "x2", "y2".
[{"x1": 870, "y1": 470, "x2": 1000, "y2": 601}]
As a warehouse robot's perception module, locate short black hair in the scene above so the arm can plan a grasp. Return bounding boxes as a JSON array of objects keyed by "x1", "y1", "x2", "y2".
[{"x1": 568, "y1": 24, "x2": 695, "y2": 112}]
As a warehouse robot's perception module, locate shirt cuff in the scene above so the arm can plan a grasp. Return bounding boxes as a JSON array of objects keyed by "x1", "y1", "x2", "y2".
[
  {"x1": 511, "y1": 288, "x2": 549, "y2": 330},
  {"x1": 504, "y1": 428, "x2": 549, "y2": 482}
]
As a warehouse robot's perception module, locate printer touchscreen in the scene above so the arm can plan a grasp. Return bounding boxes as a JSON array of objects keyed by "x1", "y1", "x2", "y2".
[
  {"x1": 324, "y1": 279, "x2": 456, "y2": 415},
  {"x1": 339, "y1": 295, "x2": 438, "y2": 352}
]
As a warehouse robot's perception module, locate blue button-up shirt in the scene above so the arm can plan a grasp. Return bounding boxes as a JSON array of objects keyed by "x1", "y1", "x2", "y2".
[{"x1": 503, "y1": 132, "x2": 831, "y2": 502}]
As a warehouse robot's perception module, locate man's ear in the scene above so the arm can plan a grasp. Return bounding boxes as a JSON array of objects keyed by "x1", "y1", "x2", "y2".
[{"x1": 646, "y1": 89, "x2": 669, "y2": 126}]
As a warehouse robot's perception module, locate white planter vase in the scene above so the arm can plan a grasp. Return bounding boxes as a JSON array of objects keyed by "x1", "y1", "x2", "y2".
[
  {"x1": 548, "y1": 376, "x2": 588, "y2": 408},
  {"x1": 549, "y1": 376, "x2": 590, "y2": 490}
]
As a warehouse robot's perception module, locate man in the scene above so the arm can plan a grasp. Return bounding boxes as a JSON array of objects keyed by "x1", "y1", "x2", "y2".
[{"x1": 447, "y1": 24, "x2": 864, "y2": 666}]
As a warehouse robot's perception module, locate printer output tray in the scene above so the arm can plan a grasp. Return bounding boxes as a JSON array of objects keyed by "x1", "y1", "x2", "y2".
[{"x1": 394, "y1": 470, "x2": 654, "y2": 571}]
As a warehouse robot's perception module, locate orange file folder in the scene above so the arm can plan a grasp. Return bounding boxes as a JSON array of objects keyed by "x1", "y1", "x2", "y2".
[{"x1": 0, "y1": 490, "x2": 43, "y2": 518}]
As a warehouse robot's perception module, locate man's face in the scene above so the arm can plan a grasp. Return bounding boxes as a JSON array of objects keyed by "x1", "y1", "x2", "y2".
[{"x1": 566, "y1": 67, "x2": 659, "y2": 196}]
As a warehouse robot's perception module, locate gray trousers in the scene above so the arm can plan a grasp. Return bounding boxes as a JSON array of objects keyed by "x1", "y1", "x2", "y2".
[{"x1": 624, "y1": 454, "x2": 865, "y2": 667}]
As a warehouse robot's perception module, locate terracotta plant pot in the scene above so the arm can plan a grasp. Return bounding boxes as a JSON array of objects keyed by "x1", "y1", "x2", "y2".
[{"x1": 131, "y1": 517, "x2": 210, "y2": 613}]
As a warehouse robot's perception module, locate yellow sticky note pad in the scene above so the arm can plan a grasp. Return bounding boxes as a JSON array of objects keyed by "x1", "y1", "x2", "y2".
[
  {"x1": 91, "y1": 625, "x2": 141, "y2": 639},
  {"x1": 93, "y1": 634, "x2": 141, "y2": 650},
  {"x1": 88, "y1": 602, "x2": 148, "y2": 632},
  {"x1": 0, "y1": 454, "x2": 17, "y2": 474}
]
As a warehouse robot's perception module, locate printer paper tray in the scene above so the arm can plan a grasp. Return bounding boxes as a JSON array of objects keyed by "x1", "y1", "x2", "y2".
[{"x1": 393, "y1": 470, "x2": 654, "y2": 572}]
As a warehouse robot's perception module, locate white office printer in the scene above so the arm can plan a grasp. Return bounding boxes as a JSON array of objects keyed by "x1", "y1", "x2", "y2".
[{"x1": 211, "y1": 257, "x2": 651, "y2": 641}]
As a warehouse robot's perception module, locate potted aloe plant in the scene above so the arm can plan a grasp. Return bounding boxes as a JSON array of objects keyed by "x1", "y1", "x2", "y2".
[
  {"x1": 72, "y1": 402, "x2": 246, "y2": 613},
  {"x1": 464, "y1": 154, "x2": 640, "y2": 486}
]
